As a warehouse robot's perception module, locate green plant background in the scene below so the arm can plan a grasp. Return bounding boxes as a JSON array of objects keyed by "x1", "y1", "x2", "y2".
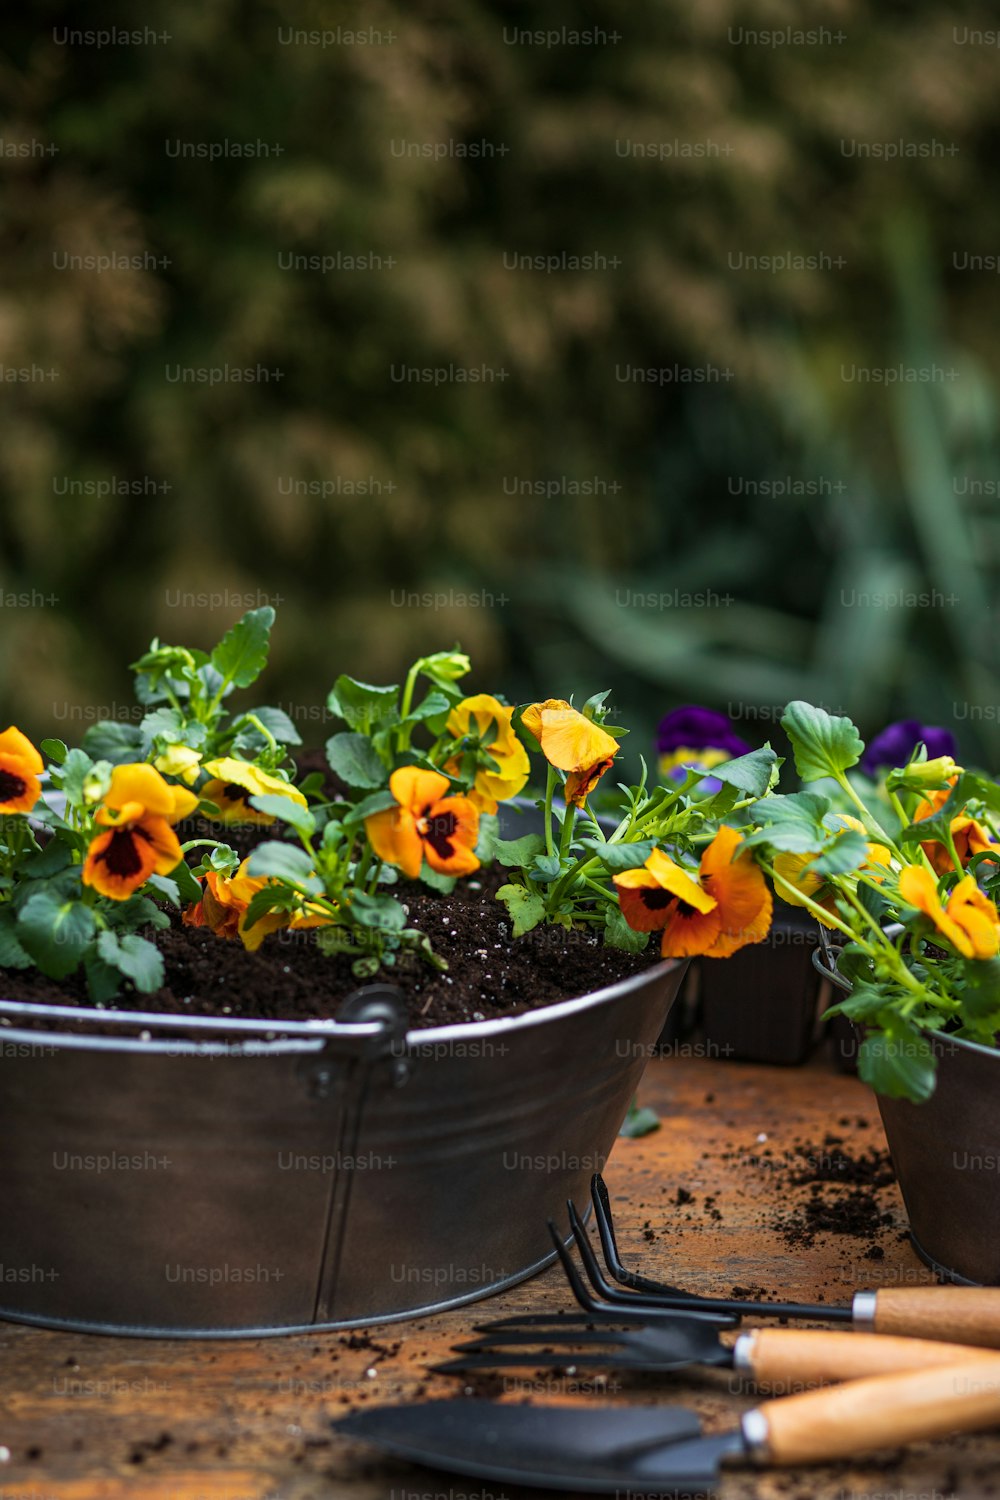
[{"x1": 2, "y1": 0, "x2": 999, "y2": 774}]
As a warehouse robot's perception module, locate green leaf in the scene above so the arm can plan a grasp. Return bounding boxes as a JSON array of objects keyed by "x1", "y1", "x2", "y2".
[
  {"x1": 349, "y1": 890, "x2": 407, "y2": 932},
  {"x1": 809, "y1": 828, "x2": 869, "y2": 877},
  {"x1": 17, "y1": 891, "x2": 96, "y2": 979},
  {"x1": 84, "y1": 954, "x2": 123, "y2": 1004},
  {"x1": 247, "y1": 842, "x2": 322, "y2": 892},
  {"x1": 781, "y1": 702, "x2": 864, "y2": 783},
  {"x1": 834, "y1": 942, "x2": 874, "y2": 987},
  {"x1": 241, "y1": 883, "x2": 296, "y2": 932},
  {"x1": 58, "y1": 748, "x2": 95, "y2": 805},
  {"x1": 742, "y1": 793, "x2": 831, "y2": 853},
  {"x1": 170, "y1": 860, "x2": 204, "y2": 905},
  {"x1": 97, "y1": 930, "x2": 164, "y2": 992},
  {"x1": 146, "y1": 873, "x2": 181, "y2": 906},
  {"x1": 81, "y1": 721, "x2": 145, "y2": 764},
  {"x1": 496, "y1": 883, "x2": 546, "y2": 938},
  {"x1": 0, "y1": 907, "x2": 32, "y2": 969},
  {"x1": 474, "y1": 811, "x2": 499, "y2": 861},
  {"x1": 22, "y1": 840, "x2": 73, "y2": 879},
  {"x1": 483, "y1": 830, "x2": 546, "y2": 867},
  {"x1": 325, "y1": 732, "x2": 388, "y2": 790},
  {"x1": 605, "y1": 905, "x2": 650, "y2": 953},
  {"x1": 707, "y1": 746, "x2": 779, "y2": 797},
  {"x1": 961, "y1": 957, "x2": 1000, "y2": 1020},
  {"x1": 327, "y1": 675, "x2": 399, "y2": 735},
  {"x1": 403, "y1": 690, "x2": 453, "y2": 724},
  {"x1": 248, "y1": 794, "x2": 316, "y2": 838},
  {"x1": 343, "y1": 788, "x2": 399, "y2": 826},
  {"x1": 581, "y1": 837, "x2": 655, "y2": 872},
  {"x1": 251, "y1": 705, "x2": 302, "y2": 746},
  {"x1": 419, "y1": 863, "x2": 457, "y2": 894},
  {"x1": 40, "y1": 738, "x2": 67, "y2": 765},
  {"x1": 141, "y1": 706, "x2": 186, "y2": 741},
  {"x1": 529, "y1": 853, "x2": 564, "y2": 883},
  {"x1": 210, "y1": 606, "x2": 275, "y2": 690},
  {"x1": 619, "y1": 1101, "x2": 660, "y2": 1138},
  {"x1": 823, "y1": 984, "x2": 886, "y2": 1023},
  {"x1": 857, "y1": 1018, "x2": 937, "y2": 1103}
]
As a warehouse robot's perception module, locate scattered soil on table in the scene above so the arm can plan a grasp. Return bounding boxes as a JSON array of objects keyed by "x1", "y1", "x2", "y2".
[
  {"x1": 0, "y1": 866, "x2": 657, "y2": 1035},
  {"x1": 714, "y1": 1130, "x2": 897, "y2": 1262},
  {"x1": 772, "y1": 1132, "x2": 896, "y2": 1251}
]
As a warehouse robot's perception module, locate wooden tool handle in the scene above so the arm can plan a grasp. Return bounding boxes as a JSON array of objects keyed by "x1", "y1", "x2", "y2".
[
  {"x1": 753, "y1": 1356, "x2": 1000, "y2": 1466},
  {"x1": 744, "y1": 1328, "x2": 995, "y2": 1389},
  {"x1": 872, "y1": 1288, "x2": 1000, "y2": 1347}
]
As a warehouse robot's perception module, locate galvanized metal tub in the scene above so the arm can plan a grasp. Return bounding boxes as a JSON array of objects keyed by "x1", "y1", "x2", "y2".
[
  {"x1": 816, "y1": 931, "x2": 1000, "y2": 1285},
  {"x1": 0, "y1": 799, "x2": 685, "y2": 1336},
  {"x1": 874, "y1": 1033, "x2": 1000, "y2": 1285}
]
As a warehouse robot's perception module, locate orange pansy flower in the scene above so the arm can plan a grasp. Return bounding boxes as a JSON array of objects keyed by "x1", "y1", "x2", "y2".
[
  {"x1": 83, "y1": 763, "x2": 199, "y2": 901},
  {"x1": 0, "y1": 727, "x2": 44, "y2": 815},
  {"x1": 521, "y1": 699, "x2": 619, "y2": 807},
  {"x1": 199, "y1": 757, "x2": 309, "y2": 826},
  {"x1": 914, "y1": 784, "x2": 994, "y2": 876},
  {"x1": 898, "y1": 866, "x2": 1000, "y2": 960},
  {"x1": 445, "y1": 694, "x2": 530, "y2": 814},
  {"x1": 615, "y1": 826, "x2": 772, "y2": 959},
  {"x1": 365, "y1": 767, "x2": 479, "y2": 880},
  {"x1": 182, "y1": 857, "x2": 315, "y2": 951}
]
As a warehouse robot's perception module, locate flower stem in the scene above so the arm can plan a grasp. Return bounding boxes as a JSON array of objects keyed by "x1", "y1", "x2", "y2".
[{"x1": 543, "y1": 765, "x2": 557, "y2": 858}]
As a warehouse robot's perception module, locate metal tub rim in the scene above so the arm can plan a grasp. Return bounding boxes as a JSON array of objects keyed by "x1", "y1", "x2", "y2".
[{"x1": 0, "y1": 952, "x2": 681, "y2": 1055}]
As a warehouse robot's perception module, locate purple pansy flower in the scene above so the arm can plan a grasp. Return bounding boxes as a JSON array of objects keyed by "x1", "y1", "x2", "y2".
[
  {"x1": 860, "y1": 719, "x2": 958, "y2": 777},
  {"x1": 656, "y1": 706, "x2": 751, "y2": 760},
  {"x1": 656, "y1": 706, "x2": 751, "y2": 793}
]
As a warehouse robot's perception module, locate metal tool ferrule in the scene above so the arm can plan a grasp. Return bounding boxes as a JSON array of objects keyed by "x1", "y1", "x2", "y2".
[
  {"x1": 731, "y1": 1331, "x2": 758, "y2": 1372},
  {"x1": 851, "y1": 1290, "x2": 878, "y2": 1329},
  {"x1": 740, "y1": 1408, "x2": 771, "y2": 1462}
]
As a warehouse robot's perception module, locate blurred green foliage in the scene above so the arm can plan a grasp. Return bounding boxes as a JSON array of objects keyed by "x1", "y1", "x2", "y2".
[{"x1": 1, "y1": 0, "x2": 999, "y2": 772}]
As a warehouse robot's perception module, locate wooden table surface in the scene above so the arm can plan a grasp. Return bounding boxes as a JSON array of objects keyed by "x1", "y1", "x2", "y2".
[{"x1": 3, "y1": 1051, "x2": 999, "y2": 1500}]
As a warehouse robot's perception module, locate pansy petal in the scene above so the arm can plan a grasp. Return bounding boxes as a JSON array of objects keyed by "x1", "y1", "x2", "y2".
[
  {"x1": 521, "y1": 698, "x2": 570, "y2": 745},
  {"x1": 201, "y1": 758, "x2": 307, "y2": 810},
  {"x1": 167, "y1": 784, "x2": 200, "y2": 823},
  {"x1": 366, "y1": 805, "x2": 424, "y2": 879},
  {"x1": 533, "y1": 706, "x2": 619, "y2": 774},
  {"x1": 238, "y1": 908, "x2": 290, "y2": 952},
  {"x1": 421, "y1": 795, "x2": 480, "y2": 876},
  {"x1": 82, "y1": 826, "x2": 160, "y2": 900},
  {"x1": 565, "y1": 758, "x2": 616, "y2": 807},
  {"x1": 388, "y1": 765, "x2": 452, "y2": 815},
  {"x1": 0, "y1": 727, "x2": 43, "y2": 775},
  {"x1": 0, "y1": 754, "x2": 41, "y2": 813},
  {"x1": 200, "y1": 778, "x2": 275, "y2": 825},
  {"x1": 661, "y1": 905, "x2": 724, "y2": 958},
  {"x1": 699, "y1": 826, "x2": 772, "y2": 957},
  {"x1": 645, "y1": 848, "x2": 717, "y2": 912},
  {"x1": 946, "y1": 875, "x2": 1000, "y2": 959},
  {"x1": 105, "y1": 763, "x2": 177, "y2": 817},
  {"x1": 614, "y1": 869, "x2": 676, "y2": 932},
  {"x1": 899, "y1": 866, "x2": 973, "y2": 955}
]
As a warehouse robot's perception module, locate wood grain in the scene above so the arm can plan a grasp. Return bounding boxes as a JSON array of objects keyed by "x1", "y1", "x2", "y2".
[
  {"x1": 873, "y1": 1287, "x2": 1000, "y2": 1346},
  {"x1": 2, "y1": 1053, "x2": 999, "y2": 1500},
  {"x1": 761, "y1": 1357, "x2": 1000, "y2": 1466},
  {"x1": 746, "y1": 1328, "x2": 996, "y2": 1389}
]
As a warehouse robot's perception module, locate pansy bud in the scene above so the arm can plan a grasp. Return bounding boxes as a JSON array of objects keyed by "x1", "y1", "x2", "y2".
[
  {"x1": 82, "y1": 763, "x2": 113, "y2": 805},
  {"x1": 154, "y1": 744, "x2": 203, "y2": 786},
  {"x1": 889, "y1": 755, "x2": 963, "y2": 792},
  {"x1": 419, "y1": 650, "x2": 472, "y2": 683}
]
